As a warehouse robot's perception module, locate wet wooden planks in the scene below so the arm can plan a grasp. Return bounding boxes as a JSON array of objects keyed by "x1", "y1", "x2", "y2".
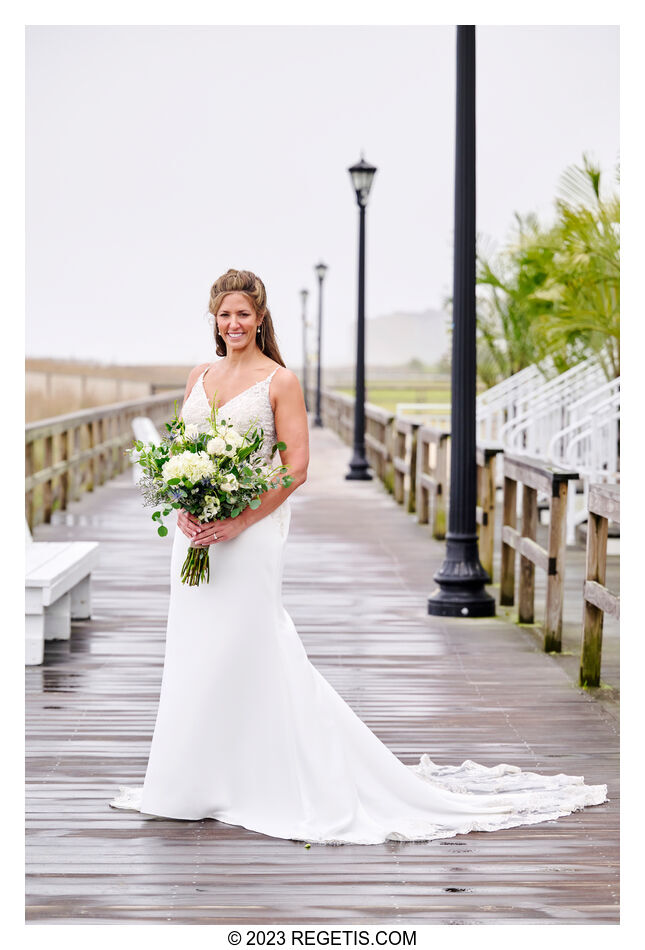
[{"x1": 26, "y1": 426, "x2": 619, "y2": 924}]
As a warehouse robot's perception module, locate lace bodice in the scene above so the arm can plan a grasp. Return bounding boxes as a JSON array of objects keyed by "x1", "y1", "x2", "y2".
[{"x1": 182, "y1": 365, "x2": 281, "y2": 466}]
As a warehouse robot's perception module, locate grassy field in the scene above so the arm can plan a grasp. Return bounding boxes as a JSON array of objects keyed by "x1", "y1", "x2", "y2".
[{"x1": 335, "y1": 386, "x2": 451, "y2": 411}]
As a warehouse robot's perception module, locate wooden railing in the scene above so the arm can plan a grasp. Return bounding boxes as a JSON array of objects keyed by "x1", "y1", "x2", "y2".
[
  {"x1": 393, "y1": 418, "x2": 422, "y2": 513},
  {"x1": 25, "y1": 390, "x2": 184, "y2": 529},
  {"x1": 500, "y1": 453, "x2": 579, "y2": 652},
  {"x1": 476, "y1": 444, "x2": 503, "y2": 581},
  {"x1": 580, "y1": 484, "x2": 620, "y2": 687},
  {"x1": 415, "y1": 426, "x2": 450, "y2": 538},
  {"x1": 366, "y1": 406, "x2": 396, "y2": 490},
  {"x1": 319, "y1": 389, "x2": 396, "y2": 493}
]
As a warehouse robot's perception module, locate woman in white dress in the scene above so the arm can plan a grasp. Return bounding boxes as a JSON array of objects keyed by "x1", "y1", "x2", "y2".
[{"x1": 109, "y1": 268, "x2": 608, "y2": 845}]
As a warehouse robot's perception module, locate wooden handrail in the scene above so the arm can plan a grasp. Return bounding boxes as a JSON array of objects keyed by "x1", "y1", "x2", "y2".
[
  {"x1": 415, "y1": 426, "x2": 450, "y2": 538},
  {"x1": 500, "y1": 452, "x2": 579, "y2": 651},
  {"x1": 393, "y1": 418, "x2": 423, "y2": 513},
  {"x1": 25, "y1": 390, "x2": 184, "y2": 529},
  {"x1": 580, "y1": 484, "x2": 620, "y2": 687},
  {"x1": 476, "y1": 444, "x2": 504, "y2": 581}
]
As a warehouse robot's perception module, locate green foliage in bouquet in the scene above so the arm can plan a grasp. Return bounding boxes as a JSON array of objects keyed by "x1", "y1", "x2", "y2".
[{"x1": 127, "y1": 399, "x2": 294, "y2": 585}]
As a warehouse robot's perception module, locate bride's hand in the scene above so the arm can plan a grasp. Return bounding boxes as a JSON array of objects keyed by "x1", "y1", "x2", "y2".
[
  {"x1": 192, "y1": 513, "x2": 246, "y2": 546},
  {"x1": 177, "y1": 509, "x2": 201, "y2": 539}
]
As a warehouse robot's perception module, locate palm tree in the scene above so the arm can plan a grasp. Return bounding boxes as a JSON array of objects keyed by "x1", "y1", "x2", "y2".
[
  {"x1": 475, "y1": 215, "x2": 555, "y2": 383},
  {"x1": 475, "y1": 155, "x2": 620, "y2": 386},
  {"x1": 532, "y1": 155, "x2": 620, "y2": 379}
]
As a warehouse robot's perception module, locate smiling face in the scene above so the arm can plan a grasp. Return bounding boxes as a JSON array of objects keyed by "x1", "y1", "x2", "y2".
[{"x1": 216, "y1": 293, "x2": 262, "y2": 351}]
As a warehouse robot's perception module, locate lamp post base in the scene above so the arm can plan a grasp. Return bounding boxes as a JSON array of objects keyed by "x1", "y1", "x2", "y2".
[
  {"x1": 313, "y1": 415, "x2": 323, "y2": 427},
  {"x1": 345, "y1": 453, "x2": 373, "y2": 480},
  {"x1": 427, "y1": 535, "x2": 496, "y2": 617}
]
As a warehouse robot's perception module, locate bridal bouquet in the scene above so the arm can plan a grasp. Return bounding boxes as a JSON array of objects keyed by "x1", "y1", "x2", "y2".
[{"x1": 128, "y1": 401, "x2": 293, "y2": 586}]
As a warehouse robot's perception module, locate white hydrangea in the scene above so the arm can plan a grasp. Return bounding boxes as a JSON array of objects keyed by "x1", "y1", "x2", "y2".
[{"x1": 162, "y1": 450, "x2": 216, "y2": 484}]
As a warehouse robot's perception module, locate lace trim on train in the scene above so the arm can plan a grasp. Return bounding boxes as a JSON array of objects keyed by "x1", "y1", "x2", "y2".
[{"x1": 108, "y1": 755, "x2": 608, "y2": 845}]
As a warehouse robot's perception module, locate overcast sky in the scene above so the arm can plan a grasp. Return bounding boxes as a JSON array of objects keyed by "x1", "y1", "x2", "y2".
[{"x1": 25, "y1": 24, "x2": 619, "y2": 368}]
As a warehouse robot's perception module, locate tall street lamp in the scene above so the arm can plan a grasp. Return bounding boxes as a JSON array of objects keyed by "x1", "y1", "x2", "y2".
[
  {"x1": 346, "y1": 154, "x2": 377, "y2": 481},
  {"x1": 427, "y1": 26, "x2": 495, "y2": 618},
  {"x1": 314, "y1": 262, "x2": 327, "y2": 427},
  {"x1": 300, "y1": 288, "x2": 309, "y2": 412}
]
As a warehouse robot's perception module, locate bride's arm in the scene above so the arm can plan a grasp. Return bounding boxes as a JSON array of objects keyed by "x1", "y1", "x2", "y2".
[{"x1": 235, "y1": 368, "x2": 309, "y2": 529}]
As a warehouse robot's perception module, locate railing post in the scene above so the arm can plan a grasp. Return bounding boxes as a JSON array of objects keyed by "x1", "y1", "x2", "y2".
[
  {"x1": 71, "y1": 426, "x2": 82, "y2": 500},
  {"x1": 394, "y1": 424, "x2": 405, "y2": 505},
  {"x1": 117, "y1": 412, "x2": 128, "y2": 473},
  {"x1": 416, "y1": 434, "x2": 429, "y2": 524},
  {"x1": 86, "y1": 421, "x2": 95, "y2": 491},
  {"x1": 59, "y1": 428, "x2": 69, "y2": 512},
  {"x1": 407, "y1": 423, "x2": 419, "y2": 515},
  {"x1": 580, "y1": 509, "x2": 608, "y2": 687},
  {"x1": 433, "y1": 435, "x2": 448, "y2": 540},
  {"x1": 476, "y1": 446, "x2": 500, "y2": 581},
  {"x1": 25, "y1": 440, "x2": 34, "y2": 529},
  {"x1": 96, "y1": 417, "x2": 105, "y2": 486},
  {"x1": 500, "y1": 475, "x2": 517, "y2": 606},
  {"x1": 544, "y1": 479, "x2": 569, "y2": 652},
  {"x1": 518, "y1": 484, "x2": 537, "y2": 623},
  {"x1": 43, "y1": 435, "x2": 53, "y2": 524}
]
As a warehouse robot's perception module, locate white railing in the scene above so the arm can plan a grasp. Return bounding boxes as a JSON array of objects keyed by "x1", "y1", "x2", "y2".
[
  {"x1": 476, "y1": 362, "x2": 547, "y2": 442},
  {"x1": 547, "y1": 381, "x2": 620, "y2": 543},
  {"x1": 383, "y1": 355, "x2": 619, "y2": 548},
  {"x1": 499, "y1": 357, "x2": 605, "y2": 456}
]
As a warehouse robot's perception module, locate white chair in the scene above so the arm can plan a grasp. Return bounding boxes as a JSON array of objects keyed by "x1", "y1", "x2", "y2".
[
  {"x1": 25, "y1": 521, "x2": 100, "y2": 665},
  {"x1": 131, "y1": 416, "x2": 163, "y2": 483}
]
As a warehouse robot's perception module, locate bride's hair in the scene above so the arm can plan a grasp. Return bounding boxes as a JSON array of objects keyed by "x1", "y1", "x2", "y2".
[{"x1": 208, "y1": 269, "x2": 286, "y2": 367}]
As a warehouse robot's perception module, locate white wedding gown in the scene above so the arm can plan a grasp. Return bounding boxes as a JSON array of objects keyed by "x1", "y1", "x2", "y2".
[{"x1": 109, "y1": 367, "x2": 609, "y2": 844}]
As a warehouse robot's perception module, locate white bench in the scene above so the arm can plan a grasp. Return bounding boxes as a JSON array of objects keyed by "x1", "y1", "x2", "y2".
[
  {"x1": 25, "y1": 521, "x2": 100, "y2": 665},
  {"x1": 131, "y1": 416, "x2": 162, "y2": 483}
]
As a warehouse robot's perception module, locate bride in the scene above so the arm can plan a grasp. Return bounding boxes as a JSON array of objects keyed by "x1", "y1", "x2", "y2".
[{"x1": 109, "y1": 268, "x2": 608, "y2": 845}]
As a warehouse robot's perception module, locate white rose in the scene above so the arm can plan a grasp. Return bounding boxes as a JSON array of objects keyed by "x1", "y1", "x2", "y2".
[
  {"x1": 220, "y1": 473, "x2": 238, "y2": 493},
  {"x1": 184, "y1": 424, "x2": 200, "y2": 439},
  {"x1": 225, "y1": 428, "x2": 244, "y2": 448},
  {"x1": 206, "y1": 436, "x2": 227, "y2": 456}
]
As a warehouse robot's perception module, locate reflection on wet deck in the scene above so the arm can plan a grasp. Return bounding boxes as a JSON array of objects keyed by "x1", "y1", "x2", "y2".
[{"x1": 26, "y1": 426, "x2": 618, "y2": 924}]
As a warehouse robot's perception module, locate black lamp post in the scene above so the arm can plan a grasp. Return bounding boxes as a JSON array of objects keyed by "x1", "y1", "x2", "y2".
[
  {"x1": 300, "y1": 288, "x2": 309, "y2": 412},
  {"x1": 313, "y1": 262, "x2": 327, "y2": 427},
  {"x1": 346, "y1": 154, "x2": 377, "y2": 481},
  {"x1": 427, "y1": 26, "x2": 495, "y2": 618}
]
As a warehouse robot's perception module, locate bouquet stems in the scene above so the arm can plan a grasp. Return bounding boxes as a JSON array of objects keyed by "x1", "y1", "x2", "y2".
[{"x1": 181, "y1": 543, "x2": 211, "y2": 586}]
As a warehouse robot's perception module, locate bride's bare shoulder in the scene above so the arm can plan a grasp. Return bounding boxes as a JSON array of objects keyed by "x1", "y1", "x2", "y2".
[
  {"x1": 182, "y1": 362, "x2": 211, "y2": 400},
  {"x1": 270, "y1": 365, "x2": 304, "y2": 404}
]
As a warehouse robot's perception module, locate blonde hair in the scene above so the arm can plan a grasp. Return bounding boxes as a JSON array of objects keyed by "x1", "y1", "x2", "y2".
[{"x1": 208, "y1": 268, "x2": 286, "y2": 366}]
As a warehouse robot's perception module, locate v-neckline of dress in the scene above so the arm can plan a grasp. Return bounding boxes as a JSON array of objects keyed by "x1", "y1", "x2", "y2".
[{"x1": 199, "y1": 365, "x2": 278, "y2": 413}]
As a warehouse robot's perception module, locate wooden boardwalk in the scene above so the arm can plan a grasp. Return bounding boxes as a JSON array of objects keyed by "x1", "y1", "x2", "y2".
[{"x1": 26, "y1": 425, "x2": 619, "y2": 925}]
